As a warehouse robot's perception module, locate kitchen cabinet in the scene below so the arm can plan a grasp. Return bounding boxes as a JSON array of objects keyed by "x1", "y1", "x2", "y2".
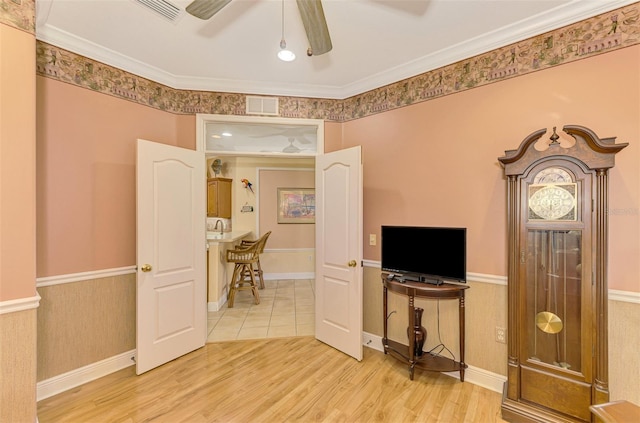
[{"x1": 207, "y1": 178, "x2": 232, "y2": 218}]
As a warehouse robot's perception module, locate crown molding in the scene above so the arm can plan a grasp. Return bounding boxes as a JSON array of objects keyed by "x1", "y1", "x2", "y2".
[
  {"x1": 340, "y1": 0, "x2": 639, "y2": 98},
  {"x1": 35, "y1": 24, "x2": 345, "y2": 99},
  {"x1": 36, "y1": 0, "x2": 638, "y2": 100}
]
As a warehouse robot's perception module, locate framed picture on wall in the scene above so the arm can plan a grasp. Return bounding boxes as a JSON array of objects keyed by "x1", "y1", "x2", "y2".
[{"x1": 277, "y1": 188, "x2": 315, "y2": 224}]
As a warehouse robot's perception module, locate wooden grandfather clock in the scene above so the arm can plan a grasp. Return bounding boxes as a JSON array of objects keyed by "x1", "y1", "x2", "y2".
[{"x1": 498, "y1": 125, "x2": 627, "y2": 422}]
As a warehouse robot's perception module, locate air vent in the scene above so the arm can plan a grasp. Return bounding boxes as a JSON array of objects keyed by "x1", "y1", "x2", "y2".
[
  {"x1": 133, "y1": 0, "x2": 181, "y2": 22},
  {"x1": 246, "y1": 96, "x2": 279, "y2": 116}
]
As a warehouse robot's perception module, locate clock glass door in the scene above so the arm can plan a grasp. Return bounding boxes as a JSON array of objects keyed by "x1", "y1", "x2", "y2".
[
  {"x1": 517, "y1": 163, "x2": 593, "y2": 418},
  {"x1": 525, "y1": 229, "x2": 582, "y2": 372}
]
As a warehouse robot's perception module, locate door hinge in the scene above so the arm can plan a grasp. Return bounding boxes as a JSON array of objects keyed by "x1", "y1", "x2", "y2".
[{"x1": 520, "y1": 250, "x2": 526, "y2": 263}]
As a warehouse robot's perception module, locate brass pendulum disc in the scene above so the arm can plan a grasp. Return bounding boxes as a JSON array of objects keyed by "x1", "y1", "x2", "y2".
[{"x1": 535, "y1": 311, "x2": 563, "y2": 334}]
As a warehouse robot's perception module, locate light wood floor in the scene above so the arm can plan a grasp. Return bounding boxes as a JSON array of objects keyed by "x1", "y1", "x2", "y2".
[{"x1": 37, "y1": 337, "x2": 508, "y2": 422}]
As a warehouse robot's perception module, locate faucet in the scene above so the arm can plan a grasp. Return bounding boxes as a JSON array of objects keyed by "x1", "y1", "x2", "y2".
[{"x1": 213, "y1": 220, "x2": 224, "y2": 235}]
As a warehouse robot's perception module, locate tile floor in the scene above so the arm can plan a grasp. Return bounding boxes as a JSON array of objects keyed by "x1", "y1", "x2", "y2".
[{"x1": 207, "y1": 279, "x2": 315, "y2": 342}]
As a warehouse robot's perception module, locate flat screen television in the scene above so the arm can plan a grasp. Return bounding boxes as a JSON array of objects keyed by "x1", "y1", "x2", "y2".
[{"x1": 381, "y1": 225, "x2": 467, "y2": 285}]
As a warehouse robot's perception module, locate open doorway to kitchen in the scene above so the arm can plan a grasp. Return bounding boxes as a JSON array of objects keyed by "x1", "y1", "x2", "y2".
[
  {"x1": 207, "y1": 165, "x2": 315, "y2": 341},
  {"x1": 195, "y1": 114, "x2": 324, "y2": 342}
]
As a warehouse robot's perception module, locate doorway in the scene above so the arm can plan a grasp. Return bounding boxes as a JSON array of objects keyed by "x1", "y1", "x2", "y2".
[
  {"x1": 196, "y1": 114, "x2": 324, "y2": 341},
  {"x1": 207, "y1": 165, "x2": 316, "y2": 342}
]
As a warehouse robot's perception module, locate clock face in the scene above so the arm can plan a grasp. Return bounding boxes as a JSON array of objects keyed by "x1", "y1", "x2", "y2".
[
  {"x1": 528, "y1": 183, "x2": 577, "y2": 221},
  {"x1": 529, "y1": 167, "x2": 577, "y2": 221}
]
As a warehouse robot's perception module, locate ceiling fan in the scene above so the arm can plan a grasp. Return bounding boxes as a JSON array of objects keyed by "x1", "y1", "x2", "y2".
[
  {"x1": 250, "y1": 126, "x2": 315, "y2": 153},
  {"x1": 185, "y1": 0, "x2": 332, "y2": 56}
]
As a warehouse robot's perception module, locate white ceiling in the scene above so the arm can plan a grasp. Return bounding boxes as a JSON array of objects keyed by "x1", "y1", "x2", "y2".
[{"x1": 35, "y1": 0, "x2": 634, "y2": 99}]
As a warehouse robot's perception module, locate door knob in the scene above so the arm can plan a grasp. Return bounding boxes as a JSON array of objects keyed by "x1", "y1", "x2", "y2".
[
  {"x1": 140, "y1": 264, "x2": 152, "y2": 272},
  {"x1": 348, "y1": 260, "x2": 357, "y2": 267}
]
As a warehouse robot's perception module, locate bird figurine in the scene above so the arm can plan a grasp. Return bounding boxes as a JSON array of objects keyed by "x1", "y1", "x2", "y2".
[{"x1": 241, "y1": 178, "x2": 254, "y2": 193}]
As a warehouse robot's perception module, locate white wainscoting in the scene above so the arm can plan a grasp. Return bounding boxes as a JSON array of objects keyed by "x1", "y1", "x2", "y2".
[{"x1": 32, "y1": 263, "x2": 638, "y2": 402}]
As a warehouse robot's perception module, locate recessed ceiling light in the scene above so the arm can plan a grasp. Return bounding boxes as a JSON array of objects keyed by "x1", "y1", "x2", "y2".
[
  {"x1": 222, "y1": 132, "x2": 232, "y2": 137},
  {"x1": 211, "y1": 134, "x2": 221, "y2": 139}
]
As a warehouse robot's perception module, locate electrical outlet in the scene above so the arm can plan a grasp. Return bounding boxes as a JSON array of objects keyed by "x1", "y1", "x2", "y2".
[
  {"x1": 496, "y1": 327, "x2": 507, "y2": 344},
  {"x1": 369, "y1": 234, "x2": 376, "y2": 246}
]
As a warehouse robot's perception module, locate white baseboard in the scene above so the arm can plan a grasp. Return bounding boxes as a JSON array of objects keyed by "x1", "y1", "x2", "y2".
[
  {"x1": 208, "y1": 292, "x2": 228, "y2": 312},
  {"x1": 35, "y1": 332, "x2": 505, "y2": 401},
  {"x1": 445, "y1": 364, "x2": 507, "y2": 394},
  {"x1": 37, "y1": 349, "x2": 136, "y2": 401},
  {"x1": 362, "y1": 331, "x2": 505, "y2": 394},
  {"x1": 362, "y1": 331, "x2": 384, "y2": 352}
]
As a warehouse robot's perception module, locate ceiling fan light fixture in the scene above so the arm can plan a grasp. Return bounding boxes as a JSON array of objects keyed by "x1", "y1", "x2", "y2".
[
  {"x1": 278, "y1": 39, "x2": 296, "y2": 62},
  {"x1": 277, "y1": 0, "x2": 295, "y2": 62}
]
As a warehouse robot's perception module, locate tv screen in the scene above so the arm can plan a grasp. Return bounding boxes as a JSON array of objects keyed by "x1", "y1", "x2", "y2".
[{"x1": 381, "y1": 226, "x2": 467, "y2": 284}]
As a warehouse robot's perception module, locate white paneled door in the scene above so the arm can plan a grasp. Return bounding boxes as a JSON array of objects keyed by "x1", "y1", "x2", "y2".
[
  {"x1": 136, "y1": 139, "x2": 206, "y2": 374},
  {"x1": 315, "y1": 146, "x2": 363, "y2": 360}
]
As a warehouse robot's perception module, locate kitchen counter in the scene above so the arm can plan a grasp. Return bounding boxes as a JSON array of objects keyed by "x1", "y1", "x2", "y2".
[
  {"x1": 206, "y1": 230, "x2": 252, "y2": 311},
  {"x1": 206, "y1": 230, "x2": 251, "y2": 243}
]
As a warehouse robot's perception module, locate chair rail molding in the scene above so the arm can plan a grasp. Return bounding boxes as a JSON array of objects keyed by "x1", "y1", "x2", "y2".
[
  {"x1": 36, "y1": 266, "x2": 137, "y2": 288},
  {"x1": 364, "y1": 261, "x2": 639, "y2": 303},
  {"x1": 0, "y1": 293, "x2": 41, "y2": 315}
]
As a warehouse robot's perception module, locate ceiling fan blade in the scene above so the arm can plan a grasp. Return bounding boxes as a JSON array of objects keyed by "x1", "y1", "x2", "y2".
[
  {"x1": 283, "y1": 138, "x2": 301, "y2": 153},
  {"x1": 296, "y1": 0, "x2": 332, "y2": 56},
  {"x1": 186, "y1": 0, "x2": 232, "y2": 20}
]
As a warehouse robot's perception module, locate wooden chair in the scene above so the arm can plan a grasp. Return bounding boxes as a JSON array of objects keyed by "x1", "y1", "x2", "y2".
[
  {"x1": 225, "y1": 241, "x2": 261, "y2": 308},
  {"x1": 239, "y1": 231, "x2": 272, "y2": 289}
]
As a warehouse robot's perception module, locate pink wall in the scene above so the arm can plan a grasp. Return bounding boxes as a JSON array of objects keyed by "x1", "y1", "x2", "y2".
[
  {"x1": 35, "y1": 46, "x2": 639, "y2": 292},
  {"x1": 323, "y1": 121, "x2": 343, "y2": 153},
  {"x1": 258, "y1": 169, "x2": 315, "y2": 249},
  {"x1": 0, "y1": 25, "x2": 36, "y2": 301},
  {"x1": 343, "y1": 45, "x2": 639, "y2": 291},
  {"x1": 36, "y1": 77, "x2": 194, "y2": 277}
]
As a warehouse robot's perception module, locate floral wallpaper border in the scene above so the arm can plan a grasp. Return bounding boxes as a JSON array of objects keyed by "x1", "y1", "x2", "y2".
[
  {"x1": 34, "y1": 2, "x2": 639, "y2": 123},
  {"x1": 0, "y1": 0, "x2": 35, "y2": 34}
]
